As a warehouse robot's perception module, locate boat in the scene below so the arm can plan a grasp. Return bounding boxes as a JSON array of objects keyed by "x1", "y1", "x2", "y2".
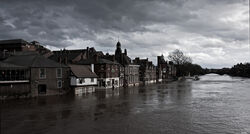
[{"x1": 194, "y1": 75, "x2": 200, "y2": 81}]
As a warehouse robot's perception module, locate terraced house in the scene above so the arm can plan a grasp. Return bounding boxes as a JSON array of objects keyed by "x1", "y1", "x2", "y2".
[
  {"x1": 1, "y1": 54, "x2": 70, "y2": 98},
  {"x1": 69, "y1": 64, "x2": 98, "y2": 94},
  {"x1": 133, "y1": 57, "x2": 157, "y2": 85},
  {"x1": 114, "y1": 41, "x2": 140, "y2": 87}
]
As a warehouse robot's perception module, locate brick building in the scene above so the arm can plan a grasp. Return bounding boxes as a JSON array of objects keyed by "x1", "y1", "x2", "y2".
[
  {"x1": 114, "y1": 41, "x2": 140, "y2": 87},
  {"x1": 133, "y1": 57, "x2": 157, "y2": 85},
  {"x1": 1, "y1": 54, "x2": 70, "y2": 98},
  {"x1": 0, "y1": 39, "x2": 52, "y2": 59},
  {"x1": 157, "y1": 55, "x2": 177, "y2": 82}
]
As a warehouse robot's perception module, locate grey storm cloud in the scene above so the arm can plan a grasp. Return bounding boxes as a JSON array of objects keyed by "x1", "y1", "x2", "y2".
[{"x1": 0, "y1": 0, "x2": 249, "y2": 68}]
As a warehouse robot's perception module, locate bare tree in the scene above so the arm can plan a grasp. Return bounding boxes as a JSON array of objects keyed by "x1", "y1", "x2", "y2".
[{"x1": 168, "y1": 49, "x2": 192, "y2": 65}]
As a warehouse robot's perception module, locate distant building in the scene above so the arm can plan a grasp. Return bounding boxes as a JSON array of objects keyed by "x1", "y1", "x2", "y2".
[
  {"x1": 69, "y1": 64, "x2": 98, "y2": 94},
  {"x1": 157, "y1": 55, "x2": 177, "y2": 81},
  {"x1": 133, "y1": 57, "x2": 157, "y2": 84},
  {"x1": 51, "y1": 47, "x2": 121, "y2": 89},
  {"x1": 0, "y1": 39, "x2": 52, "y2": 59},
  {"x1": 113, "y1": 41, "x2": 140, "y2": 87},
  {"x1": 49, "y1": 47, "x2": 104, "y2": 65},
  {"x1": 157, "y1": 55, "x2": 168, "y2": 82},
  {"x1": 93, "y1": 58, "x2": 120, "y2": 89},
  {"x1": 168, "y1": 61, "x2": 177, "y2": 78},
  {"x1": 1, "y1": 54, "x2": 70, "y2": 98}
]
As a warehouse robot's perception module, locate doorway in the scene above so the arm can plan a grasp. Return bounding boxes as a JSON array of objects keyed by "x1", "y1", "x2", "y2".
[{"x1": 38, "y1": 84, "x2": 47, "y2": 94}]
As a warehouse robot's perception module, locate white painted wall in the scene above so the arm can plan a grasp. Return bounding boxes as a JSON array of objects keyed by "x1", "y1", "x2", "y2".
[
  {"x1": 98, "y1": 77, "x2": 120, "y2": 89},
  {"x1": 70, "y1": 76, "x2": 97, "y2": 86}
]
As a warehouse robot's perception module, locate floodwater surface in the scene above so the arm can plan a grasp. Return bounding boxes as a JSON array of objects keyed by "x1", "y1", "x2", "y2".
[{"x1": 1, "y1": 74, "x2": 250, "y2": 134}]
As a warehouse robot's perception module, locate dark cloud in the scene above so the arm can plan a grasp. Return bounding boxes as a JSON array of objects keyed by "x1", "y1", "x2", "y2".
[{"x1": 0, "y1": 0, "x2": 249, "y2": 68}]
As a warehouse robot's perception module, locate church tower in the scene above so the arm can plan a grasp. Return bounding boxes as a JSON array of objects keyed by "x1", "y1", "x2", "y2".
[{"x1": 115, "y1": 41, "x2": 122, "y2": 62}]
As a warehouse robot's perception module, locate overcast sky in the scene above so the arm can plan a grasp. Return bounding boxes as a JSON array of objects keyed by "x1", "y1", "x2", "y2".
[{"x1": 0, "y1": 0, "x2": 249, "y2": 68}]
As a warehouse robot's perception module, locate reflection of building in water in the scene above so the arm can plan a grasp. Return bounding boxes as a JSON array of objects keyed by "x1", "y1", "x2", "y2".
[{"x1": 104, "y1": 89, "x2": 120, "y2": 98}]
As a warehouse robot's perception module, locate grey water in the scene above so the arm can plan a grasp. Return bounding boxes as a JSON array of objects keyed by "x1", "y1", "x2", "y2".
[{"x1": 1, "y1": 74, "x2": 250, "y2": 134}]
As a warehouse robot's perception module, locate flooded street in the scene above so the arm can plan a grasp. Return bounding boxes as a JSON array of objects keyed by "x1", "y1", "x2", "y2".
[{"x1": 1, "y1": 74, "x2": 250, "y2": 134}]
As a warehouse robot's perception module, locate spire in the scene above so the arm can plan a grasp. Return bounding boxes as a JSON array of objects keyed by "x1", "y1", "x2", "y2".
[{"x1": 116, "y1": 41, "x2": 121, "y2": 49}]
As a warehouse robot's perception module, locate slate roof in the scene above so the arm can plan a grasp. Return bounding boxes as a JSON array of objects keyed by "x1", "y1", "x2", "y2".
[
  {"x1": 77, "y1": 58, "x2": 120, "y2": 65},
  {"x1": 4, "y1": 54, "x2": 68, "y2": 68},
  {"x1": 50, "y1": 49, "x2": 86, "y2": 62},
  {"x1": 69, "y1": 64, "x2": 97, "y2": 78},
  {"x1": 97, "y1": 58, "x2": 120, "y2": 64},
  {"x1": 0, "y1": 61, "x2": 27, "y2": 69},
  {"x1": 123, "y1": 54, "x2": 131, "y2": 65}
]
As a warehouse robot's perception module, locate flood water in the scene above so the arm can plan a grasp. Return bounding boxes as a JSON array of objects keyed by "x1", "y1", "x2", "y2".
[{"x1": 1, "y1": 74, "x2": 250, "y2": 134}]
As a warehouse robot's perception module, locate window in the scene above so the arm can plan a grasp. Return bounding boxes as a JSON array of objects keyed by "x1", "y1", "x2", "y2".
[
  {"x1": 91, "y1": 78, "x2": 94, "y2": 82},
  {"x1": 39, "y1": 68, "x2": 46, "y2": 79},
  {"x1": 107, "y1": 81, "x2": 111, "y2": 86},
  {"x1": 57, "y1": 80, "x2": 62, "y2": 88},
  {"x1": 79, "y1": 78, "x2": 85, "y2": 84},
  {"x1": 56, "y1": 68, "x2": 62, "y2": 78},
  {"x1": 101, "y1": 65, "x2": 105, "y2": 70}
]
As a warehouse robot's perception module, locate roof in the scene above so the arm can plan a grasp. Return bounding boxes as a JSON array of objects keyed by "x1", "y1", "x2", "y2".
[
  {"x1": 0, "y1": 39, "x2": 28, "y2": 45},
  {"x1": 69, "y1": 64, "x2": 98, "y2": 78},
  {"x1": 77, "y1": 58, "x2": 120, "y2": 65},
  {"x1": 0, "y1": 61, "x2": 27, "y2": 69},
  {"x1": 4, "y1": 54, "x2": 68, "y2": 68},
  {"x1": 49, "y1": 49, "x2": 87, "y2": 63},
  {"x1": 97, "y1": 58, "x2": 120, "y2": 65},
  {"x1": 123, "y1": 54, "x2": 131, "y2": 65}
]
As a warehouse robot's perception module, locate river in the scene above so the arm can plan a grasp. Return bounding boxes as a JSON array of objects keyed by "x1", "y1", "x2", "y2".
[{"x1": 1, "y1": 74, "x2": 250, "y2": 134}]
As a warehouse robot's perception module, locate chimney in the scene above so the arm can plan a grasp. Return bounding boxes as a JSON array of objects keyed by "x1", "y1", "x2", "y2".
[
  {"x1": 91, "y1": 64, "x2": 94, "y2": 73},
  {"x1": 87, "y1": 47, "x2": 89, "y2": 59},
  {"x1": 124, "y1": 49, "x2": 127, "y2": 55}
]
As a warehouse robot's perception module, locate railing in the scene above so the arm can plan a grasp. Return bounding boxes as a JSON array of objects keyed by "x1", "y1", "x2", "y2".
[{"x1": 0, "y1": 80, "x2": 29, "y2": 84}]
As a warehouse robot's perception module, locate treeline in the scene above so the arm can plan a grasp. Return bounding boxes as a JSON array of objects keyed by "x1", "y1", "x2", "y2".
[
  {"x1": 176, "y1": 63, "x2": 206, "y2": 76},
  {"x1": 212, "y1": 63, "x2": 250, "y2": 78},
  {"x1": 167, "y1": 49, "x2": 206, "y2": 77}
]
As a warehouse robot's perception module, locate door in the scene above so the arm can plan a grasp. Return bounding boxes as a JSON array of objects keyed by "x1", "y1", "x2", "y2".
[{"x1": 38, "y1": 84, "x2": 47, "y2": 94}]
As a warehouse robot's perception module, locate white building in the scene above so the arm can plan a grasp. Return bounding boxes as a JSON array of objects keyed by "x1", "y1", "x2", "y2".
[{"x1": 70, "y1": 64, "x2": 98, "y2": 95}]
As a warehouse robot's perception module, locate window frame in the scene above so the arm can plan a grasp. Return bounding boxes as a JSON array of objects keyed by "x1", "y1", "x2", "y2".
[
  {"x1": 57, "y1": 80, "x2": 62, "y2": 88},
  {"x1": 39, "y1": 68, "x2": 46, "y2": 79},
  {"x1": 56, "y1": 68, "x2": 62, "y2": 78}
]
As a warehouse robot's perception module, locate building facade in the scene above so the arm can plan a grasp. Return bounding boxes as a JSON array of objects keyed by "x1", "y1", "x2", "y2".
[
  {"x1": 94, "y1": 58, "x2": 120, "y2": 89},
  {"x1": 114, "y1": 41, "x2": 140, "y2": 87},
  {"x1": 70, "y1": 64, "x2": 98, "y2": 94},
  {"x1": 157, "y1": 55, "x2": 177, "y2": 82},
  {"x1": 133, "y1": 57, "x2": 157, "y2": 85},
  {"x1": 0, "y1": 39, "x2": 51, "y2": 59},
  {"x1": 1, "y1": 54, "x2": 70, "y2": 98}
]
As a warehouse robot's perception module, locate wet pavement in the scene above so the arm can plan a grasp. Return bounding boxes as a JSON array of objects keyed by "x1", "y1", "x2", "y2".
[{"x1": 1, "y1": 74, "x2": 250, "y2": 134}]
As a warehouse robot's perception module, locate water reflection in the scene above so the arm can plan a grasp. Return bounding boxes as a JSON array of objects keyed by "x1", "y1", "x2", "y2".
[{"x1": 1, "y1": 74, "x2": 250, "y2": 134}]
